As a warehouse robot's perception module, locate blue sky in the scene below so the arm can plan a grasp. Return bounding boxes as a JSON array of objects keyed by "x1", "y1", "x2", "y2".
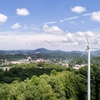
[{"x1": 0, "y1": 0, "x2": 100, "y2": 51}]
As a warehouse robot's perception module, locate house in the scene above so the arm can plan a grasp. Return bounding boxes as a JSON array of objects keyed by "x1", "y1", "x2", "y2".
[
  {"x1": 73, "y1": 64, "x2": 86, "y2": 70},
  {"x1": 0, "y1": 66, "x2": 12, "y2": 71}
]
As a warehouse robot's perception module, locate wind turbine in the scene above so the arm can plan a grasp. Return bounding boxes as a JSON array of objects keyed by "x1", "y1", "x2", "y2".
[{"x1": 80, "y1": 33, "x2": 91, "y2": 100}]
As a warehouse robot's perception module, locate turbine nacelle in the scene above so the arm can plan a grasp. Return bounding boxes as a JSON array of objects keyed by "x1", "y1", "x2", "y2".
[{"x1": 87, "y1": 45, "x2": 90, "y2": 49}]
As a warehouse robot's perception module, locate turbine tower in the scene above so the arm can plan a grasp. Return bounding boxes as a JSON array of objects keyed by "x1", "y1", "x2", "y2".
[
  {"x1": 87, "y1": 45, "x2": 90, "y2": 100},
  {"x1": 85, "y1": 33, "x2": 91, "y2": 100},
  {"x1": 80, "y1": 34, "x2": 91, "y2": 100}
]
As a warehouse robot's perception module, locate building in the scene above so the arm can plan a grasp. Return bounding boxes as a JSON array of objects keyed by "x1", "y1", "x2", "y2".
[{"x1": 0, "y1": 66, "x2": 12, "y2": 71}]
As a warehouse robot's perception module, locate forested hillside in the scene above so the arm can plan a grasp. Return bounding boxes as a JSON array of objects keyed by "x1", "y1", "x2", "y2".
[
  {"x1": 0, "y1": 62, "x2": 100, "y2": 100},
  {"x1": 0, "y1": 48, "x2": 100, "y2": 100}
]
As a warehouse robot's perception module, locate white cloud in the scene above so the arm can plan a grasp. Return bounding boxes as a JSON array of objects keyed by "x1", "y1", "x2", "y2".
[
  {"x1": 73, "y1": 31, "x2": 96, "y2": 47},
  {"x1": 83, "y1": 13, "x2": 92, "y2": 16},
  {"x1": 0, "y1": 32, "x2": 64, "y2": 50},
  {"x1": 71, "y1": 6, "x2": 86, "y2": 13},
  {"x1": 91, "y1": 11, "x2": 100, "y2": 22},
  {"x1": 0, "y1": 14, "x2": 7, "y2": 24},
  {"x1": 59, "y1": 20, "x2": 63, "y2": 23},
  {"x1": 75, "y1": 31, "x2": 95, "y2": 37},
  {"x1": 11, "y1": 23, "x2": 21, "y2": 29},
  {"x1": 63, "y1": 32, "x2": 74, "y2": 42},
  {"x1": 74, "y1": 31, "x2": 85, "y2": 37},
  {"x1": 62, "y1": 31, "x2": 97, "y2": 48},
  {"x1": 16, "y1": 8, "x2": 30, "y2": 16},
  {"x1": 44, "y1": 21, "x2": 56, "y2": 25},
  {"x1": 85, "y1": 31, "x2": 95, "y2": 37},
  {"x1": 43, "y1": 25, "x2": 64, "y2": 35},
  {"x1": 65, "y1": 16, "x2": 79, "y2": 21},
  {"x1": 60, "y1": 16, "x2": 79, "y2": 22},
  {"x1": 94, "y1": 37, "x2": 100, "y2": 45},
  {"x1": 69, "y1": 21, "x2": 77, "y2": 25},
  {"x1": 0, "y1": 30, "x2": 99, "y2": 51}
]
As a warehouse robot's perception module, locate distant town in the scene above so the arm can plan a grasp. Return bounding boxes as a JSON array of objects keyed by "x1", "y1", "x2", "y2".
[{"x1": 0, "y1": 48, "x2": 100, "y2": 71}]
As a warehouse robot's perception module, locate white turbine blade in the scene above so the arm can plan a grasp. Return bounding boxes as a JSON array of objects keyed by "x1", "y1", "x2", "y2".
[
  {"x1": 85, "y1": 33, "x2": 89, "y2": 45},
  {"x1": 91, "y1": 46, "x2": 100, "y2": 49},
  {"x1": 80, "y1": 48, "x2": 88, "y2": 57}
]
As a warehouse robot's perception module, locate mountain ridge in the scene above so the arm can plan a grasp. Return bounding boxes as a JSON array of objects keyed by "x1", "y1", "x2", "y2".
[{"x1": 0, "y1": 48, "x2": 100, "y2": 56}]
